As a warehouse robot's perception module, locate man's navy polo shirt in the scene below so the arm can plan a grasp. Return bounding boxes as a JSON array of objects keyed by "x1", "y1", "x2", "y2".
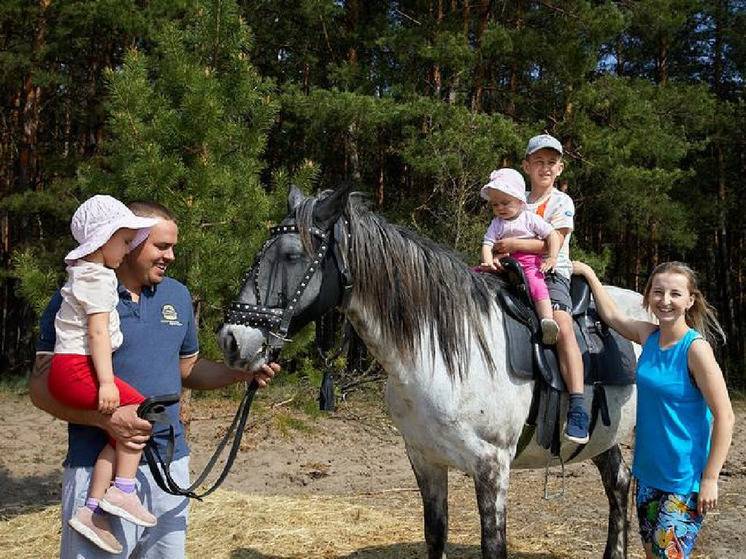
[{"x1": 36, "y1": 277, "x2": 199, "y2": 467}]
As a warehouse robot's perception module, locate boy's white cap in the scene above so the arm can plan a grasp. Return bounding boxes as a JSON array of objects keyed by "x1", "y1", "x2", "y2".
[
  {"x1": 64, "y1": 195, "x2": 159, "y2": 264},
  {"x1": 479, "y1": 168, "x2": 526, "y2": 206},
  {"x1": 525, "y1": 134, "x2": 563, "y2": 157}
]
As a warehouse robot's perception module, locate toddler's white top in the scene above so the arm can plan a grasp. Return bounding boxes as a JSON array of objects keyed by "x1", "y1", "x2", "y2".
[
  {"x1": 54, "y1": 260, "x2": 122, "y2": 355},
  {"x1": 483, "y1": 211, "x2": 554, "y2": 247}
]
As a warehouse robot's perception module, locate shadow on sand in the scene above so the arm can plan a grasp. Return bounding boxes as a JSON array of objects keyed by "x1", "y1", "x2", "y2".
[
  {"x1": 229, "y1": 542, "x2": 564, "y2": 559},
  {"x1": 0, "y1": 466, "x2": 61, "y2": 520}
]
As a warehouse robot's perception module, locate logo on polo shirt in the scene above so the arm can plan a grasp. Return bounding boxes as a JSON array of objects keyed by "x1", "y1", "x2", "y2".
[{"x1": 161, "y1": 304, "x2": 183, "y2": 326}]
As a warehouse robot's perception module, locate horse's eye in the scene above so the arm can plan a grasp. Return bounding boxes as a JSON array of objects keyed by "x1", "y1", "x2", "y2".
[{"x1": 286, "y1": 253, "x2": 302, "y2": 262}]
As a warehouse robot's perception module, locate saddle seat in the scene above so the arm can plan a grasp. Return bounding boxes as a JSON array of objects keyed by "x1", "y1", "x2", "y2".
[{"x1": 484, "y1": 257, "x2": 636, "y2": 457}]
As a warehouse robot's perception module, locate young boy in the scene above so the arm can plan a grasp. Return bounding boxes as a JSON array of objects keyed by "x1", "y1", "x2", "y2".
[{"x1": 491, "y1": 134, "x2": 589, "y2": 443}]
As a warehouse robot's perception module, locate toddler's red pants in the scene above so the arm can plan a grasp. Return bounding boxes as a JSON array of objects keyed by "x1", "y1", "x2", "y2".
[{"x1": 49, "y1": 353, "x2": 145, "y2": 447}]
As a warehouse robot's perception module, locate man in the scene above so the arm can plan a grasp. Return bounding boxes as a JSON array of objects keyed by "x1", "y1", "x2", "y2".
[{"x1": 30, "y1": 201, "x2": 278, "y2": 558}]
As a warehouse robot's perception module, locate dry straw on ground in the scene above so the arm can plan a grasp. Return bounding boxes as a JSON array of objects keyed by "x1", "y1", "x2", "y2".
[{"x1": 0, "y1": 487, "x2": 580, "y2": 559}]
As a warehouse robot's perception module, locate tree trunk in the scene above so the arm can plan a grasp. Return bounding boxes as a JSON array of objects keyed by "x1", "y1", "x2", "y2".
[
  {"x1": 377, "y1": 157, "x2": 385, "y2": 206},
  {"x1": 471, "y1": 1, "x2": 490, "y2": 111},
  {"x1": 506, "y1": 2, "x2": 524, "y2": 117},
  {"x1": 634, "y1": 228, "x2": 641, "y2": 292},
  {"x1": 649, "y1": 219, "x2": 659, "y2": 267},
  {"x1": 18, "y1": 0, "x2": 51, "y2": 190},
  {"x1": 712, "y1": 0, "x2": 736, "y2": 374},
  {"x1": 346, "y1": 0, "x2": 359, "y2": 65},
  {"x1": 347, "y1": 122, "x2": 361, "y2": 182},
  {"x1": 735, "y1": 234, "x2": 744, "y2": 365},
  {"x1": 657, "y1": 35, "x2": 669, "y2": 85},
  {"x1": 432, "y1": 0, "x2": 444, "y2": 98},
  {"x1": 715, "y1": 144, "x2": 738, "y2": 372}
]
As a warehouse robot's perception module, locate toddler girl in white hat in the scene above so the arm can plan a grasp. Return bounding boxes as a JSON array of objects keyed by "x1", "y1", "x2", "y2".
[
  {"x1": 49, "y1": 195, "x2": 159, "y2": 553},
  {"x1": 479, "y1": 168, "x2": 562, "y2": 344}
]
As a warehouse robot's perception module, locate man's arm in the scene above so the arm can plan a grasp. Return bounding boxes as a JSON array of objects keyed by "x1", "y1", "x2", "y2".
[
  {"x1": 180, "y1": 355, "x2": 278, "y2": 390},
  {"x1": 29, "y1": 353, "x2": 151, "y2": 449}
]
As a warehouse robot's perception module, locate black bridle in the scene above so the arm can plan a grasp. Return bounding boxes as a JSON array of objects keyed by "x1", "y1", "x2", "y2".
[
  {"x1": 138, "y1": 215, "x2": 353, "y2": 500},
  {"x1": 224, "y1": 217, "x2": 352, "y2": 362}
]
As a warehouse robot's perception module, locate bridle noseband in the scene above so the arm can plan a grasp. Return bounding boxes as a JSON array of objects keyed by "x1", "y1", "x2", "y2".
[{"x1": 224, "y1": 218, "x2": 352, "y2": 361}]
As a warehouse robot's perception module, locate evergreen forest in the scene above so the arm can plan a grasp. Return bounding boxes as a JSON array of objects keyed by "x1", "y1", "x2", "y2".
[{"x1": 1, "y1": 0, "x2": 745, "y2": 383}]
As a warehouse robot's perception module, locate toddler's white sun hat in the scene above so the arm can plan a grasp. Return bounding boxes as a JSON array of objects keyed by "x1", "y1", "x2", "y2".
[
  {"x1": 479, "y1": 168, "x2": 527, "y2": 206},
  {"x1": 129, "y1": 221, "x2": 160, "y2": 251},
  {"x1": 64, "y1": 195, "x2": 159, "y2": 264}
]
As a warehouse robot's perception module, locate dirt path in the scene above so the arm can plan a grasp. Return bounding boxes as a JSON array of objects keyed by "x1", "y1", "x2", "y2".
[{"x1": 1, "y1": 392, "x2": 744, "y2": 558}]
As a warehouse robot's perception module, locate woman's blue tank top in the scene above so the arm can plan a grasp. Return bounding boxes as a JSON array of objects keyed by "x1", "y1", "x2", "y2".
[{"x1": 632, "y1": 328, "x2": 712, "y2": 494}]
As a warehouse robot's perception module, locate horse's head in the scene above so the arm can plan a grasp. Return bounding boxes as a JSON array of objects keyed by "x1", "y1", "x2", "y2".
[{"x1": 217, "y1": 185, "x2": 353, "y2": 371}]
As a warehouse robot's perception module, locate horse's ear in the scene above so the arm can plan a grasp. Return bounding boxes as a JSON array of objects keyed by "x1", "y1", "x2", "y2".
[
  {"x1": 288, "y1": 185, "x2": 305, "y2": 212},
  {"x1": 313, "y1": 183, "x2": 353, "y2": 228}
]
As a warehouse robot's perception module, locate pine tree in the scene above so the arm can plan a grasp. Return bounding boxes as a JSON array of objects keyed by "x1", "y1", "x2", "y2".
[{"x1": 76, "y1": 0, "x2": 278, "y2": 358}]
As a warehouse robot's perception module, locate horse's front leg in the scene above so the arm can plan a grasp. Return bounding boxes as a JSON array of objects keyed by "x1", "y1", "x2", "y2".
[
  {"x1": 592, "y1": 443, "x2": 630, "y2": 559},
  {"x1": 473, "y1": 448, "x2": 511, "y2": 559},
  {"x1": 407, "y1": 446, "x2": 448, "y2": 559}
]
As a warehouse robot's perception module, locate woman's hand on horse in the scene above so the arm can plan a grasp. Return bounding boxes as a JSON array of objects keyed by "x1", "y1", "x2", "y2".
[{"x1": 102, "y1": 404, "x2": 152, "y2": 450}]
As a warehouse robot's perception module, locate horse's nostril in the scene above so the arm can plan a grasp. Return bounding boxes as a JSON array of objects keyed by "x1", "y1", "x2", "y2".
[
  {"x1": 228, "y1": 332, "x2": 238, "y2": 354},
  {"x1": 222, "y1": 330, "x2": 238, "y2": 355}
]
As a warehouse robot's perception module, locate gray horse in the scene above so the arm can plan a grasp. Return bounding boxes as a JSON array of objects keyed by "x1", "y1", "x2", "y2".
[{"x1": 219, "y1": 185, "x2": 645, "y2": 559}]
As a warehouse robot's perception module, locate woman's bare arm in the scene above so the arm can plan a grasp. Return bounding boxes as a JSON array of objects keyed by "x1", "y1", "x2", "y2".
[
  {"x1": 572, "y1": 261, "x2": 655, "y2": 345},
  {"x1": 689, "y1": 340, "x2": 735, "y2": 514}
]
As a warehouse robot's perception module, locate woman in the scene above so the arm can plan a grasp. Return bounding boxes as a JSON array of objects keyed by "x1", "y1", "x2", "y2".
[{"x1": 573, "y1": 260, "x2": 734, "y2": 559}]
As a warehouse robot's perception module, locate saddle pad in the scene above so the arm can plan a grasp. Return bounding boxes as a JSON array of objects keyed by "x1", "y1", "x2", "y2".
[
  {"x1": 576, "y1": 304, "x2": 636, "y2": 385},
  {"x1": 502, "y1": 312, "x2": 564, "y2": 390},
  {"x1": 502, "y1": 300, "x2": 636, "y2": 388}
]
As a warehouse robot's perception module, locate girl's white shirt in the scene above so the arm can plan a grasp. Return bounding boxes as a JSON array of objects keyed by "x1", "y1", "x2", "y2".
[{"x1": 54, "y1": 260, "x2": 123, "y2": 355}]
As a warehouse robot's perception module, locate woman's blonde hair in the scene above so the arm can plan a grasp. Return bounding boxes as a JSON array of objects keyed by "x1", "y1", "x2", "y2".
[{"x1": 642, "y1": 261, "x2": 726, "y2": 345}]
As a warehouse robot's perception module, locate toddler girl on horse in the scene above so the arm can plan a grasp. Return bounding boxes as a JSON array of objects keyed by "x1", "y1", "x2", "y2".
[{"x1": 479, "y1": 168, "x2": 561, "y2": 344}]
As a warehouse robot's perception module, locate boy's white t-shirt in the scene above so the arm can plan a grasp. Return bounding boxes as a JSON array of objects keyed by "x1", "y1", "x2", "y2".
[
  {"x1": 54, "y1": 260, "x2": 123, "y2": 355},
  {"x1": 525, "y1": 188, "x2": 575, "y2": 279}
]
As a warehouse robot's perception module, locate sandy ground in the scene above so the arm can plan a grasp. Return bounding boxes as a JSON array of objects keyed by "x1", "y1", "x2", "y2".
[{"x1": 0, "y1": 391, "x2": 744, "y2": 558}]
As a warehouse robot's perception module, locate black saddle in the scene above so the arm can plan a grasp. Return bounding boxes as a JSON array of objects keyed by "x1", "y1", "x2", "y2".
[{"x1": 485, "y1": 257, "x2": 636, "y2": 457}]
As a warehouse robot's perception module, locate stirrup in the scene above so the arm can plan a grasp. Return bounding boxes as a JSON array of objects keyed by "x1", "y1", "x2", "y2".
[{"x1": 543, "y1": 453, "x2": 566, "y2": 500}]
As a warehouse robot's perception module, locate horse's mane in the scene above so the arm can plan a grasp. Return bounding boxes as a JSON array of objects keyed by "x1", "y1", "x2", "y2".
[{"x1": 298, "y1": 195, "x2": 497, "y2": 378}]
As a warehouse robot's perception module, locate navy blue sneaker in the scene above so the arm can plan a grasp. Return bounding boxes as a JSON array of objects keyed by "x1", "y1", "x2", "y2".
[{"x1": 564, "y1": 407, "x2": 590, "y2": 444}]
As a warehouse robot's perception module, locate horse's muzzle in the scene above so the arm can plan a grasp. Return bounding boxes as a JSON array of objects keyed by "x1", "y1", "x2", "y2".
[{"x1": 217, "y1": 324, "x2": 267, "y2": 370}]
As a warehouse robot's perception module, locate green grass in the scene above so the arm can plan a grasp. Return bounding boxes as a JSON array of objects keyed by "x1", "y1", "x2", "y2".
[
  {"x1": 189, "y1": 355, "x2": 338, "y2": 434},
  {"x1": 272, "y1": 411, "x2": 314, "y2": 437},
  {"x1": 0, "y1": 373, "x2": 29, "y2": 397}
]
